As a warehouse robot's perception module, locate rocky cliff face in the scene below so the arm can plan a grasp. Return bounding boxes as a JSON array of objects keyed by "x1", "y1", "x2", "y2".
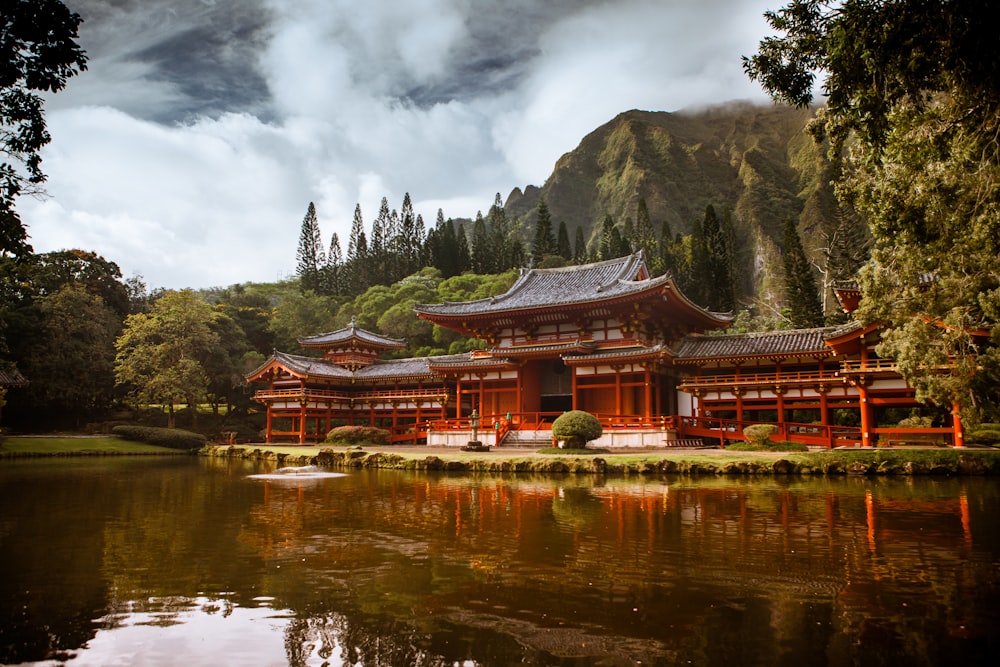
[{"x1": 502, "y1": 102, "x2": 844, "y2": 306}]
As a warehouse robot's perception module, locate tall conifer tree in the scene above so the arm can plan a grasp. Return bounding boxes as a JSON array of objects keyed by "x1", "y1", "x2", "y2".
[
  {"x1": 557, "y1": 221, "x2": 572, "y2": 260},
  {"x1": 782, "y1": 217, "x2": 824, "y2": 328},
  {"x1": 295, "y1": 202, "x2": 325, "y2": 293},
  {"x1": 530, "y1": 198, "x2": 556, "y2": 263}
]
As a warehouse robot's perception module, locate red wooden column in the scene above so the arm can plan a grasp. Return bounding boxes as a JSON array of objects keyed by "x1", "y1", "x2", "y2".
[
  {"x1": 643, "y1": 366, "x2": 652, "y2": 420},
  {"x1": 952, "y1": 402, "x2": 965, "y2": 448},
  {"x1": 857, "y1": 381, "x2": 873, "y2": 448},
  {"x1": 614, "y1": 366, "x2": 623, "y2": 416},
  {"x1": 298, "y1": 402, "x2": 307, "y2": 443},
  {"x1": 265, "y1": 404, "x2": 273, "y2": 443},
  {"x1": 571, "y1": 367, "x2": 578, "y2": 411}
]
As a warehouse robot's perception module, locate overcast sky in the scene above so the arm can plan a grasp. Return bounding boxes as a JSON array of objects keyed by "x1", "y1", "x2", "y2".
[{"x1": 25, "y1": 0, "x2": 779, "y2": 289}]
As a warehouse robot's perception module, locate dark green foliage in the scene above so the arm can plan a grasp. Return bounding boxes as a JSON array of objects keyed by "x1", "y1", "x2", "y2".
[
  {"x1": 967, "y1": 425, "x2": 1000, "y2": 447},
  {"x1": 782, "y1": 217, "x2": 823, "y2": 327},
  {"x1": 742, "y1": 423, "x2": 777, "y2": 446},
  {"x1": 530, "y1": 198, "x2": 556, "y2": 263},
  {"x1": 745, "y1": 0, "x2": 1000, "y2": 419},
  {"x1": 1, "y1": 0, "x2": 88, "y2": 258},
  {"x1": 295, "y1": 202, "x2": 326, "y2": 293},
  {"x1": 551, "y1": 410, "x2": 603, "y2": 448},
  {"x1": 324, "y1": 425, "x2": 390, "y2": 446},
  {"x1": 633, "y1": 198, "x2": 658, "y2": 269},
  {"x1": 556, "y1": 221, "x2": 572, "y2": 260},
  {"x1": 573, "y1": 226, "x2": 587, "y2": 262},
  {"x1": 111, "y1": 424, "x2": 207, "y2": 451},
  {"x1": 726, "y1": 440, "x2": 808, "y2": 452}
]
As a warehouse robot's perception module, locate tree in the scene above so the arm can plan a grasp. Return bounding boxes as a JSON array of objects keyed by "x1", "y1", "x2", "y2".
[
  {"x1": 573, "y1": 226, "x2": 587, "y2": 263},
  {"x1": 470, "y1": 211, "x2": 491, "y2": 274},
  {"x1": 530, "y1": 198, "x2": 556, "y2": 263},
  {"x1": 556, "y1": 221, "x2": 572, "y2": 260},
  {"x1": 114, "y1": 290, "x2": 219, "y2": 428},
  {"x1": 17, "y1": 284, "x2": 119, "y2": 426},
  {"x1": 1, "y1": 0, "x2": 88, "y2": 258},
  {"x1": 781, "y1": 216, "x2": 824, "y2": 327},
  {"x1": 745, "y1": 0, "x2": 1000, "y2": 418},
  {"x1": 633, "y1": 198, "x2": 658, "y2": 268},
  {"x1": 345, "y1": 204, "x2": 368, "y2": 296},
  {"x1": 551, "y1": 410, "x2": 603, "y2": 449},
  {"x1": 325, "y1": 232, "x2": 343, "y2": 296},
  {"x1": 702, "y1": 205, "x2": 737, "y2": 312},
  {"x1": 295, "y1": 202, "x2": 325, "y2": 293}
]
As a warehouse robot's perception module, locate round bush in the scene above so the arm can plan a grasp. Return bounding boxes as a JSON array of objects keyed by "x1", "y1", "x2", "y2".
[
  {"x1": 742, "y1": 424, "x2": 777, "y2": 447},
  {"x1": 324, "y1": 425, "x2": 390, "y2": 446},
  {"x1": 551, "y1": 411, "x2": 603, "y2": 448}
]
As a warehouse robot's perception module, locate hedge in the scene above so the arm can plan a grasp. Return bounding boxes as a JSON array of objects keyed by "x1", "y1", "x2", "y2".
[
  {"x1": 111, "y1": 425, "x2": 207, "y2": 451},
  {"x1": 324, "y1": 425, "x2": 391, "y2": 446}
]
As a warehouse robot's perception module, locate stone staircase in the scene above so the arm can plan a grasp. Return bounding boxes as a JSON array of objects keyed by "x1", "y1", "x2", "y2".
[{"x1": 498, "y1": 429, "x2": 554, "y2": 449}]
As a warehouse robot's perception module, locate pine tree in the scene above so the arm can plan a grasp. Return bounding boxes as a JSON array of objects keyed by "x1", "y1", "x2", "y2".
[
  {"x1": 702, "y1": 205, "x2": 736, "y2": 312},
  {"x1": 295, "y1": 202, "x2": 326, "y2": 293},
  {"x1": 782, "y1": 217, "x2": 824, "y2": 328},
  {"x1": 634, "y1": 197, "x2": 659, "y2": 269},
  {"x1": 658, "y1": 219, "x2": 675, "y2": 276},
  {"x1": 573, "y1": 226, "x2": 587, "y2": 263},
  {"x1": 487, "y1": 193, "x2": 513, "y2": 270},
  {"x1": 530, "y1": 198, "x2": 557, "y2": 263},
  {"x1": 557, "y1": 221, "x2": 572, "y2": 260},
  {"x1": 470, "y1": 211, "x2": 491, "y2": 274},
  {"x1": 326, "y1": 232, "x2": 343, "y2": 296},
  {"x1": 346, "y1": 204, "x2": 368, "y2": 296},
  {"x1": 598, "y1": 214, "x2": 615, "y2": 261},
  {"x1": 455, "y1": 223, "x2": 471, "y2": 274},
  {"x1": 371, "y1": 197, "x2": 390, "y2": 282},
  {"x1": 399, "y1": 192, "x2": 418, "y2": 277}
]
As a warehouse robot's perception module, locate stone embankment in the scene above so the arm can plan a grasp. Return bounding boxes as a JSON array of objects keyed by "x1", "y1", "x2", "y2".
[{"x1": 201, "y1": 445, "x2": 1000, "y2": 476}]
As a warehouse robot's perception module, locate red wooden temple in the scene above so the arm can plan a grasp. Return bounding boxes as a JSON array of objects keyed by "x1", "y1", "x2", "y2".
[{"x1": 247, "y1": 253, "x2": 967, "y2": 448}]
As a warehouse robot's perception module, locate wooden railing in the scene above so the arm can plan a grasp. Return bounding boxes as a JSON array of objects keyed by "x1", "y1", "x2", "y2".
[
  {"x1": 678, "y1": 415, "x2": 863, "y2": 448},
  {"x1": 677, "y1": 416, "x2": 955, "y2": 448},
  {"x1": 678, "y1": 369, "x2": 842, "y2": 388},
  {"x1": 838, "y1": 358, "x2": 899, "y2": 372},
  {"x1": 254, "y1": 387, "x2": 449, "y2": 403}
]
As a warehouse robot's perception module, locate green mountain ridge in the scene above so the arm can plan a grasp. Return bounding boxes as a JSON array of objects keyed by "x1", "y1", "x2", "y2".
[{"x1": 501, "y1": 102, "x2": 846, "y2": 310}]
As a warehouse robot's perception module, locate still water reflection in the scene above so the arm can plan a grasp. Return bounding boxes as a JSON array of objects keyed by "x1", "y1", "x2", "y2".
[{"x1": 0, "y1": 457, "x2": 997, "y2": 666}]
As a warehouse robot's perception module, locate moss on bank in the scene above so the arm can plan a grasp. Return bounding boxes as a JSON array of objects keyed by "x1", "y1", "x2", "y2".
[{"x1": 201, "y1": 445, "x2": 1000, "y2": 476}]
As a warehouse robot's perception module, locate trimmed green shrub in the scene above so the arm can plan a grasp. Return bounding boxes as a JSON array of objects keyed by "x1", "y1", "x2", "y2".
[
  {"x1": 111, "y1": 425, "x2": 207, "y2": 450},
  {"x1": 551, "y1": 411, "x2": 603, "y2": 448},
  {"x1": 325, "y1": 425, "x2": 390, "y2": 446},
  {"x1": 728, "y1": 440, "x2": 808, "y2": 452},
  {"x1": 743, "y1": 424, "x2": 777, "y2": 447},
  {"x1": 967, "y1": 428, "x2": 1000, "y2": 446}
]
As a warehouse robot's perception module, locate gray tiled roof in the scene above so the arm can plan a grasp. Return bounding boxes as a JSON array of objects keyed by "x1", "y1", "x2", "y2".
[
  {"x1": 299, "y1": 320, "x2": 405, "y2": 349},
  {"x1": 258, "y1": 351, "x2": 462, "y2": 382},
  {"x1": 0, "y1": 367, "x2": 28, "y2": 386},
  {"x1": 271, "y1": 351, "x2": 354, "y2": 378},
  {"x1": 674, "y1": 327, "x2": 839, "y2": 361},
  {"x1": 563, "y1": 344, "x2": 668, "y2": 363},
  {"x1": 415, "y1": 253, "x2": 669, "y2": 316}
]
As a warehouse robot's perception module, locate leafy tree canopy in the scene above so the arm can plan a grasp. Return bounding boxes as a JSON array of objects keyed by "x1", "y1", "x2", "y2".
[
  {"x1": 1, "y1": 0, "x2": 87, "y2": 257},
  {"x1": 746, "y1": 0, "x2": 1000, "y2": 420}
]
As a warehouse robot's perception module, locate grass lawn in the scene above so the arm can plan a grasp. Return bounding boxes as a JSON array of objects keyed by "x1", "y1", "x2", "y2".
[{"x1": 1, "y1": 436, "x2": 184, "y2": 455}]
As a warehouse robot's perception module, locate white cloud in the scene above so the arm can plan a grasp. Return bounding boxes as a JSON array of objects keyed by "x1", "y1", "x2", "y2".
[{"x1": 28, "y1": 0, "x2": 779, "y2": 288}]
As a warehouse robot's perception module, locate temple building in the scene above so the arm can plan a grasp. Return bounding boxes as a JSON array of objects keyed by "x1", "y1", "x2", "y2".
[{"x1": 247, "y1": 253, "x2": 965, "y2": 447}]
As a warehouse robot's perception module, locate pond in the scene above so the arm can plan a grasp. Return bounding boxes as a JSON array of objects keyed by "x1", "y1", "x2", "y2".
[{"x1": 0, "y1": 457, "x2": 997, "y2": 666}]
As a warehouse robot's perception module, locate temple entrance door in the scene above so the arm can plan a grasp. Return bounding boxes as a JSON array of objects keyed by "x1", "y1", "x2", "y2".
[
  {"x1": 541, "y1": 394, "x2": 572, "y2": 416},
  {"x1": 539, "y1": 359, "x2": 572, "y2": 421}
]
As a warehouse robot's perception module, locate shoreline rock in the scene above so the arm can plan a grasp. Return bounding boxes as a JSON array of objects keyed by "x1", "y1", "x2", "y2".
[{"x1": 199, "y1": 445, "x2": 1000, "y2": 476}]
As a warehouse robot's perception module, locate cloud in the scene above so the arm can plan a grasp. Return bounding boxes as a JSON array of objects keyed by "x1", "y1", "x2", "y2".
[{"x1": 29, "y1": 0, "x2": 777, "y2": 288}]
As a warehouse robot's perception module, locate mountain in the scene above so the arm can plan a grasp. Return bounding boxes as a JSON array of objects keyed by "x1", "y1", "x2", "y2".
[{"x1": 501, "y1": 102, "x2": 846, "y2": 309}]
